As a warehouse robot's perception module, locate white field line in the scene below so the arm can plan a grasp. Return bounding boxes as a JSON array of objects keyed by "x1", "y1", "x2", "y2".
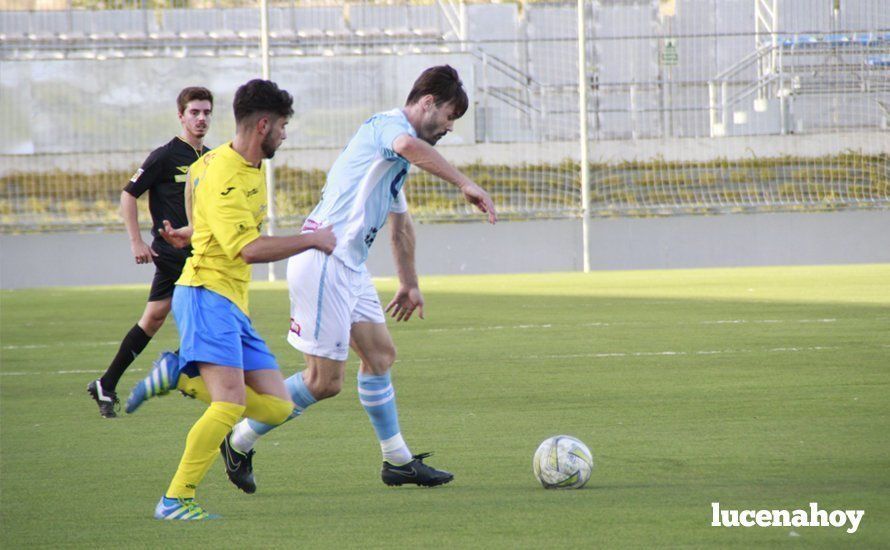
[
  {"x1": 423, "y1": 318, "x2": 840, "y2": 333},
  {"x1": 0, "y1": 345, "x2": 852, "y2": 375},
  {"x1": 2, "y1": 341, "x2": 120, "y2": 350},
  {"x1": 1, "y1": 368, "x2": 146, "y2": 376},
  {"x1": 0, "y1": 319, "x2": 852, "y2": 350},
  {"x1": 394, "y1": 345, "x2": 846, "y2": 365},
  {"x1": 525, "y1": 346, "x2": 841, "y2": 360}
]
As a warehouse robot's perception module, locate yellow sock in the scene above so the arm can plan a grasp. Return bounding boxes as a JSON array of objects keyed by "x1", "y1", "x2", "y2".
[
  {"x1": 178, "y1": 373, "x2": 293, "y2": 425},
  {"x1": 177, "y1": 373, "x2": 212, "y2": 403},
  {"x1": 245, "y1": 392, "x2": 293, "y2": 425},
  {"x1": 166, "y1": 401, "x2": 245, "y2": 499}
]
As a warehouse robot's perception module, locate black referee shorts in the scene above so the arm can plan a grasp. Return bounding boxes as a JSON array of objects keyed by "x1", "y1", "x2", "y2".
[{"x1": 148, "y1": 246, "x2": 190, "y2": 302}]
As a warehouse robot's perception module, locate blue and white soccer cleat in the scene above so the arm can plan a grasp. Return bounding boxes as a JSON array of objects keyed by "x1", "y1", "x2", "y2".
[
  {"x1": 153, "y1": 496, "x2": 218, "y2": 520},
  {"x1": 125, "y1": 350, "x2": 181, "y2": 414}
]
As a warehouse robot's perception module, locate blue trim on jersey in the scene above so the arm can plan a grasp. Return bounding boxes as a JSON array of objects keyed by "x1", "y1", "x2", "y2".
[{"x1": 313, "y1": 255, "x2": 330, "y2": 340}]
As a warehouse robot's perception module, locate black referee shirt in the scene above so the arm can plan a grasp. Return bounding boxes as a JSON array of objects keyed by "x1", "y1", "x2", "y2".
[{"x1": 123, "y1": 137, "x2": 210, "y2": 252}]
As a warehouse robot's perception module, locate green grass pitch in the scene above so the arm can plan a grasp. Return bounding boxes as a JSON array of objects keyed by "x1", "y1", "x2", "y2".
[{"x1": 1, "y1": 264, "x2": 888, "y2": 547}]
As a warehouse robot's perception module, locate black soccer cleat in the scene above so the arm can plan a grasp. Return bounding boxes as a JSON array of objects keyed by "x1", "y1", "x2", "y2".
[
  {"x1": 220, "y1": 432, "x2": 256, "y2": 494},
  {"x1": 381, "y1": 452, "x2": 454, "y2": 487},
  {"x1": 87, "y1": 379, "x2": 120, "y2": 418}
]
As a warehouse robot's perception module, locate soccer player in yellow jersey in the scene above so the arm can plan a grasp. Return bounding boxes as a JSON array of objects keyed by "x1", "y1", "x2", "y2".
[{"x1": 125, "y1": 79, "x2": 336, "y2": 520}]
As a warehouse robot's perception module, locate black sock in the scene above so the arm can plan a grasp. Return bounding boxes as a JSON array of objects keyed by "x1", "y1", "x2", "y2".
[{"x1": 100, "y1": 324, "x2": 152, "y2": 392}]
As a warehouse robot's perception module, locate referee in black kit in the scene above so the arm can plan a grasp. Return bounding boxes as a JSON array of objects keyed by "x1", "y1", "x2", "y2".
[{"x1": 87, "y1": 86, "x2": 213, "y2": 418}]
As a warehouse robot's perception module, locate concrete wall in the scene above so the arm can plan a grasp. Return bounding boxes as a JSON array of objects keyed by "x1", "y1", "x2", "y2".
[{"x1": 2, "y1": 210, "x2": 887, "y2": 290}]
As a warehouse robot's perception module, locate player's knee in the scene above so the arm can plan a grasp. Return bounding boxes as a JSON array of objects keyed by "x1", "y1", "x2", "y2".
[
  {"x1": 308, "y1": 378, "x2": 342, "y2": 400},
  {"x1": 144, "y1": 315, "x2": 166, "y2": 333},
  {"x1": 366, "y1": 347, "x2": 397, "y2": 374},
  {"x1": 140, "y1": 308, "x2": 169, "y2": 333},
  {"x1": 318, "y1": 381, "x2": 342, "y2": 399},
  {"x1": 383, "y1": 347, "x2": 397, "y2": 369}
]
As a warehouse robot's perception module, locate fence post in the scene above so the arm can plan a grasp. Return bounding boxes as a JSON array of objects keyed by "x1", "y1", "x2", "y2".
[
  {"x1": 260, "y1": 0, "x2": 277, "y2": 282},
  {"x1": 577, "y1": 0, "x2": 591, "y2": 273},
  {"x1": 629, "y1": 83, "x2": 638, "y2": 140},
  {"x1": 708, "y1": 80, "x2": 717, "y2": 137}
]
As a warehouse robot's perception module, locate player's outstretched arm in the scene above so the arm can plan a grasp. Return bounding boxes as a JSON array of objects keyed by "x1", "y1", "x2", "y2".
[
  {"x1": 159, "y1": 170, "x2": 196, "y2": 249},
  {"x1": 239, "y1": 225, "x2": 337, "y2": 264},
  {"x1": 392, "y1": 135, "x2": 498, "y2": 224},
  {"x1": 120, "y1": 190, "x2": 158, "y2": 264},
  {"x1": 386, "y1": 211, "x2": 424, "y2": 322},
  {"x1": 159, "y1": 220, "x2": 193, "y2": 249}
]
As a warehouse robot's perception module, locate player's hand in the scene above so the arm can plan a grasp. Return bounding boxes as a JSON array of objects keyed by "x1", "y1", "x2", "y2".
[
  {"x1": 131, "y1": 239, "x2": 157, "y2": 264},
  {"x1": 312, "y1": 225, "x2": 337, "y2": 255},
  {"x1": 385, "y1": 286, "x2": 424, "y2": 322},
  {"x1": 461, "y1": 181, "x2": 498, "y2": 224},
  {"x1": 159, "y1": 220, "x2": 193, "y2": 249}
]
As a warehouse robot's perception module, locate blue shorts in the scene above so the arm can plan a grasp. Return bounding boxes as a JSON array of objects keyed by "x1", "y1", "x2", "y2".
[{"x1": 172, "y1": 285, "x2": 278, "y2": 376}]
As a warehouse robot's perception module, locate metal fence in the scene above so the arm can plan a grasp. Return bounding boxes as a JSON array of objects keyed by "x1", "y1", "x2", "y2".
[{"x1": 0, "y1": 0, "x2": 888, "y2": 234}]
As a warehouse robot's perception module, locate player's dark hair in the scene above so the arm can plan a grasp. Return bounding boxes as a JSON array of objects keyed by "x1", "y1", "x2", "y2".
[
  {"x1": 405, "y1": 65, "x2": 468, "y2": 118},
  {"x1": 177, "y1": 86, "x2": 213, "y2": 114},
  {"x1": 233, "y1": 79, "x2": 294, "y2": 126}
]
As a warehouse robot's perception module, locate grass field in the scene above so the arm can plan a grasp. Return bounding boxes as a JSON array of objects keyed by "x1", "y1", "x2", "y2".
[{"x1": 1, "y1": 264, "x2": 888, "y2": 548}]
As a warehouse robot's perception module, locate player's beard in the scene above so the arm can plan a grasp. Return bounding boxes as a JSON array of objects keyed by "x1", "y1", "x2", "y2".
[
  {"x1": 261, "y1": 131, "x2": 278, "y2": 159},
  {"x1": 419, "y1": 120, "x2": 447, "y2": 145}
]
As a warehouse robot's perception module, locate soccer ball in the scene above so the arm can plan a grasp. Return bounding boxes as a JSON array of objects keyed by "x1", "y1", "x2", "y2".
[{"x1": 532, "y1": 435, "x2": 594, "y2": 489}]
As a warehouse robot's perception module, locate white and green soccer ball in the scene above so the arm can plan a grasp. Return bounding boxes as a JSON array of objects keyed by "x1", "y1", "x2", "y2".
[{"x1": 532, "y1": 435, "x2": 594, "y2": 489}]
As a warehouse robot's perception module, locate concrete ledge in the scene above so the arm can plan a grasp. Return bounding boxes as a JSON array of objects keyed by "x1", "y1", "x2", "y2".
[{"x1": 2, "y1": 210, "x2": 888, "y2": 289}]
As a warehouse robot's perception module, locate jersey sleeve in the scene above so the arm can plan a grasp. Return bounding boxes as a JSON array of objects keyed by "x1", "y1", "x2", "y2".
[
  {"x1": 203, "y1": 178, "x2": 261, "y2": 260},
  {"x1": 123, "y1": 146, "x2": 166, "y2": 198},
  {"x1": 376, "y1": 116, "x2": 415, "y2": 161},
  {"x1": 389, "y1": 187, "x2": 409, "y2": 214}
]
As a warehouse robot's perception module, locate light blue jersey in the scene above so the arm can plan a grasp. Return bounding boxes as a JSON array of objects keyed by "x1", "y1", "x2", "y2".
[{"x1": 302, "y1": 108, "x2": 414, "y2": 271}]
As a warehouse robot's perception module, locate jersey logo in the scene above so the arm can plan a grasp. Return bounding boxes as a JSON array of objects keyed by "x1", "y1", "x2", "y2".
[
  {"x1": 246, "y1": 188, "x2": 258, "y2": 197},
  {"x1": 129, "y1": 168, "x2": 144, "y2": 183},
  {"x1": 390, "y1": 168, "x2": 408, "y2": 199},
  {"x1": 364, "y1": 226, "x2": 379, "y2": 247},
  {"x1": 221, "y1": 187, "x2": 236, "y2": 196},
  {"x1": 176, "y1": 165, "x2": 189, "y2": 174}
]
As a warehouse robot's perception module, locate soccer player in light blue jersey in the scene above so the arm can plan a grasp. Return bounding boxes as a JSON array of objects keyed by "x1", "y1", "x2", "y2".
[{"x1": 221, "y1": 65, "x2": 497, "y2": 490}]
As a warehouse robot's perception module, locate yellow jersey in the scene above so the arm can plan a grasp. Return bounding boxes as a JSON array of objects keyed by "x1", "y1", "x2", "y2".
[{"x1": 177, "y1": 142, "x2": 266, "y2": 316}]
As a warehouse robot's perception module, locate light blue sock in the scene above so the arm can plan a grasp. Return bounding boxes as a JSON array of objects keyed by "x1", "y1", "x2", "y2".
[
  {"x1": 246, "y1": 371, "x2": 317, "y2": 436},
  {"x1": 358, "y1": 371, "x2": 411, "y2": 464}
]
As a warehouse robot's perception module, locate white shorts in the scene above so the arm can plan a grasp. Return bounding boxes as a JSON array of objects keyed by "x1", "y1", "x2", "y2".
[{"x1": 286, "y1": 249, "x2": 385, "y2": 361}]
